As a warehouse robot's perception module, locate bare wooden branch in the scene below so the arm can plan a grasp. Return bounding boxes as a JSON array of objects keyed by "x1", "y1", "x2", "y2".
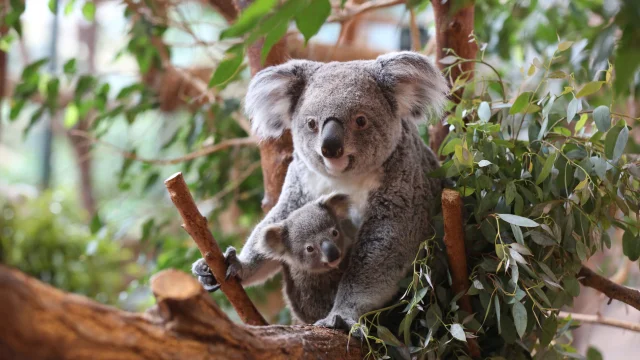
[
  {"x1": 557, "y1": 311, "x2": 640, "y2": 332},
  {"x1": 0, "y1": 265, "x2": 361, "y2": 359},
  {"x1": 328, "y1": 0, "x2": 405, "y2": 23},
  {"x1": 441, "y1": 189, "x2": 481, "y2": 358},
  {"x1": 578, "y1": 265, "x2": 640, "y2": 312},
  {"x1": 69, "y1": 130, "x2": 257, "y2": 165},
  {"x1": 164, "y1": 172, "x2": 267, "y2": 326}
]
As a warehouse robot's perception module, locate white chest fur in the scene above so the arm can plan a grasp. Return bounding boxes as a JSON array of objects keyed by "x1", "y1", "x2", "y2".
[{"x1": 303, "y1": 168, "x2": 381, "y2": 227}]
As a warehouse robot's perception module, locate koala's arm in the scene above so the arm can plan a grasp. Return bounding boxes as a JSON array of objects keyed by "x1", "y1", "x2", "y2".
[{"x1": 230, "y1": 159, "x2": 310, "y2": 286}]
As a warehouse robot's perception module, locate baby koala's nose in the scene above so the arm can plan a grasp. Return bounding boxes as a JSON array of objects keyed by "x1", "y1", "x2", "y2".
[{"x1": 321, "y1": 241, "x2": 341, "y2": 267}]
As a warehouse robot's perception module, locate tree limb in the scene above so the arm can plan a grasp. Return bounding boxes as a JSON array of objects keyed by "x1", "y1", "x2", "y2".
[
  {"x1": 578, "y1": 265, "x2": 640, "y2": 312},
  {"x1": 69, "y1": 130, "x2": 257, "y2": 165},
  {"x1": 557, "y1": 311, "x2": 640, "y2": 332},
  {"x1": 0, "y1": 265, "x2": 361, "y2": 359},
  {"x1": 441, "y1": 189, "x2": 481, "y2": 358},
  {"x1": 328, "y1": 0, "x2": 405, "y2": 23},
  {"x1": 429, "y1": 0, "x2": 477, "y2": 154},
  {"x1": 165, "y1": 172, "x2": 267, "y2": 326}
]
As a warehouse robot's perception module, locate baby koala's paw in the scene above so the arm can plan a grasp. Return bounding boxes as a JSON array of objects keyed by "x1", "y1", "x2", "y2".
[{"x1": 191, "y1": 258, "x2": 220, "y2": 292}]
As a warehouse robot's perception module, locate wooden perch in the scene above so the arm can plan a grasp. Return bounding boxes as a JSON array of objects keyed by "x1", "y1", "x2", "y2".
[
  {"x1": 578, "y1": 265, "x2": 640, "y2": 311},
  {"x1": 557, "y1": 311, "x2": 640, "y2": 332},
  {"x1": 441, "y1": 189, "x2": 481, "y2": 358},
  {"x1": 0, "y1": 265, "x2": 361, "y2": 360},
  {"x1": 165, "y1": 172, "x2": 267, "y2": 326}
]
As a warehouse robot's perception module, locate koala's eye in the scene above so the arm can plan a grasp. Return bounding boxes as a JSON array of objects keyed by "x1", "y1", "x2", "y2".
[
  {"x1": 306, "y1": 245, "x2": 314, "y2": 253},
  {"x1": 353, "y1": 115, "x2": 369, "y2": 130},
  {"x1": 306, "y1": 118, "x2": 318, "y2": 131},
  {"x1": 331, "y1": 229, "x2": 339, "y2": 237}
]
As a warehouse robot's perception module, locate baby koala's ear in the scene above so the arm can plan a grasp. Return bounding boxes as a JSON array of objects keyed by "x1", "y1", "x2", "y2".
[
  {"x1": 318, "y1": 193, "x2": 351, "y2": 219},
  {"x1": 260, "y1": 224, "x2": 287, "y2": 256}
]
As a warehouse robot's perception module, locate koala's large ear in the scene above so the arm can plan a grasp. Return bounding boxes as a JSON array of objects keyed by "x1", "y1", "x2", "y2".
[
  {"x1": 372, "y1": 51, "x2": 449, "y2": 123},
  {"x1": 318, "y1": 193, "x2": 351, "y2": 219},
  {"x1": 259, "y1": 224, "x2": 287, "y2": 257},
  {"x1": 244, "y1": 60, "x2": 321, "y2": 140}
]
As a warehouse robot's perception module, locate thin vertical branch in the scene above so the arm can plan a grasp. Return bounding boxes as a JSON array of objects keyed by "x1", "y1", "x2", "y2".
[{"x1": 164, "y1": 172, "x2": 268, "y2": 326}]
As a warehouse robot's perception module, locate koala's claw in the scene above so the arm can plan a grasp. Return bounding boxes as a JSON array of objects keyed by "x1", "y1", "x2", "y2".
[
  {"x1": 224, "y1": 246, "x2": 241, "y2": 281},
  {"x1": 314, "y1": 313, "x2": 361, "y2": 339}
]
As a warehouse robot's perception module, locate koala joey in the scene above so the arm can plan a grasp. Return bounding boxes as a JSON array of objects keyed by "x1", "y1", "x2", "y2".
[
  {"x1": 193, "y1": 51, "x2": 448, "y2": 334},
  {"x1": 192, "y1": 193, "x2": 356, "y2": 324},
  {"x1": 259, "y1": 192, "x2": 357, "y2": 324}
]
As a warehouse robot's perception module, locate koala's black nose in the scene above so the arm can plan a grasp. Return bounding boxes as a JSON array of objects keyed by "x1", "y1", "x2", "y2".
[
  {"x1": 321, "y1": 241, "x2": 341, "y2": 264},
  {"x1": 321, "y1": 118, "x2": 344, "y2": 159}
]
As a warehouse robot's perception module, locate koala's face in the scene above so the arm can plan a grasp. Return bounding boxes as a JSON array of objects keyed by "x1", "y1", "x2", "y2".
[
  {"x1": 245, "y1": 52, "x2": 448, "y2": 178},
  {"x1": 260, "y1": 193, "x2": 353, "y2": 273}
]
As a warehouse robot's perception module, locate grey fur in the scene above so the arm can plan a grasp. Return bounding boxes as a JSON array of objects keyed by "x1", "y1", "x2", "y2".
[
  {"x1": 192, "y1": 51, "x2": 448, "y2": 330},
  {"x1": 259, "y1": 193, "x2": 357, "y2": 324}
]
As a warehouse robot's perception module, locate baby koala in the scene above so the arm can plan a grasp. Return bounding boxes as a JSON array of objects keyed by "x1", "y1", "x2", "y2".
[{"x1": 258, "y1": 193, "x2": 357, "y2": 324}]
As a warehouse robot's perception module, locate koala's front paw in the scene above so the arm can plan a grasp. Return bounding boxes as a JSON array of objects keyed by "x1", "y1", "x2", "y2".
[
  {"x1": 191, "y1": 258, "x2": 220, "y2": 292},
  {"x1": 224, "y1": 246, "x2": 241, "y2": 281},
  {"x1": 314, "y1": 313, "x2": 362, "y2": 340}
]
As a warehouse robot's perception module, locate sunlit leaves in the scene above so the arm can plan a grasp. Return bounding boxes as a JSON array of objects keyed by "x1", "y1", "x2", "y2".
[
  {"x1": 557, "y1": 41, "x2": 574, "y2": 52},
  {"x1": 449, "y1": 323, "x2": 467, "y2": 342},
  {"x1": 295, "y1": 0, "x2": 331, "y2": 44},
  {"x1": 209, "y1": 45, "x2": 246, "y2": 88},
  {"x1": 220, "y1": 0, "x2": 279, "y2": 39},
  {"x1": 566, "y1": 97, "x2": 579, "y2": 123},
  {"x1": 576, "y1": 81, "x2": 604, "y2": 98},
  {"x1": 510, "y1": 92, "x2": 532, "y2": 115},
  {"x1": 82, "y1": 2, "x2": 96, "y2": 21},
  {"x1": 478, "y1": 101, "x2": 491, "y2": 122}
]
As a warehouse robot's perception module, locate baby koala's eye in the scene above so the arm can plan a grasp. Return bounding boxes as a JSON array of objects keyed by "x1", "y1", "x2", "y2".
[
  {"x1": 306, "y1": 118, "x2": 318, "y2": 131},
  {"x1": 306, "y1": 245, "x2": 314, "y2": 253},
  {"x1": 331, "y1": 229, "x2": 339, "y2": 237}
]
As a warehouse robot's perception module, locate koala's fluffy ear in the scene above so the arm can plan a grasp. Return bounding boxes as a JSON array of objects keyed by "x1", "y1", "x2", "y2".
[
  {"x1": 244, "y1": 60, "x2": 321, "y2": 140},
  {"x1": 318, "y1": 193, "x2": 351, "y2": 219},
  {"x1": 260, "y1": 224, "x2": 287, "y2": 257},
  {"x1": 373, "y1": 51, "x2": 449, "y2": 123}
]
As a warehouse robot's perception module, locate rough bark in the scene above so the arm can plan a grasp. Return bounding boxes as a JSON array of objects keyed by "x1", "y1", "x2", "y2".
[
  {"x1": 234, "y1": 0, "x2": 293, "y2": 213},
  {"x1": 0, "y1": 265, "x2": 361, "y2": 360},
  {"x1": 165, "y1": 172, "x2": 267, "y2": 326},
  {"x1": 441, "y1": 189, "x2": 481, "y2": 358},
  {"x1": 429, "y1": 0, "x2": 477, "y2": 154},
  {"x1": 578, "y1": 265, "x2": 640, "y2": 312}
]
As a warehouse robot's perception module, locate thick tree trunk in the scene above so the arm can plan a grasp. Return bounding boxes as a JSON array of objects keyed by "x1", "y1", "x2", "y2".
[
  {"x1": 0, "y1": 265, "x2": 361, "y2": 360},
  {"x1": 234, "y1": 0, "x2": 293, "y2": 213},
  {"x1": 429, "y1": 0, "x2": 477, "y2": 153}
]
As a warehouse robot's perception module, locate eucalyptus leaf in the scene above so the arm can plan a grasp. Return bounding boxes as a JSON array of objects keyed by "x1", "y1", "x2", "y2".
[
  {"x1": 449, "y1": 323, "x2": 467, "y2": 342},
  {"x1": 512, "y1": 301, "x2": 527, "y2": 339},
  {"x1": 592, "y1": 106, "x2": 611, "y2": 132},
  {"x1": 498, "y1": 214, "x2": 539, "y2": 228}
]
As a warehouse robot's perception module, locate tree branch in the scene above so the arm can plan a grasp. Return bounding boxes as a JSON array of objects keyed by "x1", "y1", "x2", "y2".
[
  {"x1": 429, "y1": 0, "x2": 477, "y2": 154},
  {"x1": 69, "y1": 130, "x2": 257, "y2": 165},
  {"x1": 328, "y1": 0, "x2": 405, "y2": 23},
  {"x1": 164, "y1": 172, "x2": 267, "y2": 326},
  {"x1": 578, "y1": 265, "x2": 640, "y2": 312},
  {"x1": 0, "y1": 265, "x2": 361, "y2": 359},
  {"x1": 557, "y1": 311, "x2": 640, "y2": 332},
  {"x1": 441, "y1": 189, "x2": 481, "y2": 358}
]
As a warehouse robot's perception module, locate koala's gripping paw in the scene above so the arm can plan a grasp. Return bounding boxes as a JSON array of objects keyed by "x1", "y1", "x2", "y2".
[
  {"x1": 224, "y1": 246, "x2": 241, "y2": 281},
  {"x1": 191, "y1": 258, "x2": 220, "y2": 292},
  {"x1": 314, "y1": 313, "x2": 362, "y2": 340}
]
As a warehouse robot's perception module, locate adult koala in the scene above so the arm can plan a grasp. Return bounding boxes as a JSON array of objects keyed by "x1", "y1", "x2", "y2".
[{"x1": 192, "y1": 51, "x2": 449, "y2": 330}]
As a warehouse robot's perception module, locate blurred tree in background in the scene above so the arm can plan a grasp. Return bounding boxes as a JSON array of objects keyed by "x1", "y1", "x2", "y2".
[{"x1": 1, "y1": 0, "x2": 639, "y2": 358}]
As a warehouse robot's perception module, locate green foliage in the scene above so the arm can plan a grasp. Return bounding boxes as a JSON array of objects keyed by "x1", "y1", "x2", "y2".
[
  {"x1": 0, "y1": 192, "x2": 139, "y2": 304},
  {"x1": 350, "y1": 42, "x2": 639, "y2": 359}
]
